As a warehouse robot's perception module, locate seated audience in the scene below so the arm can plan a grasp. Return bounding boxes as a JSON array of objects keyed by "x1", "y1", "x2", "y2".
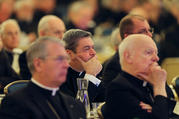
[
  {"x1": 102, "y1": 34, "x2": 177, "y2": 119},
  {"x1": 0, "y1": 36, "x2": 86, "y2": 119}
]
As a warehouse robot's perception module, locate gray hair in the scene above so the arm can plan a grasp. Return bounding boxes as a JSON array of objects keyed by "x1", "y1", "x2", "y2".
[
  {"x1": 26, "y1": 36, "x2": 65, "y2": 74},
  {"x1": 0, "y1": 19, "x2": 20, "y2": 35},
  {"x1": 63, "y1": 29, "x2": 92, "y2": 52}
]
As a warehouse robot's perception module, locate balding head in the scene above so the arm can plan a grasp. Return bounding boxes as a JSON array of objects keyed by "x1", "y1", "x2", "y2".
[
  {"x1": 119, "y1": 34, "x2": 159, "y2": 78},
  {"x1": 38, "y1": 15, "x2": 66, "y2": 40}
]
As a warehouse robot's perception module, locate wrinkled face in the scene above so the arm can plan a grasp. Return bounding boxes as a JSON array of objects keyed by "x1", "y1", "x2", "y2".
[
  {"x1": 45, "y1": 19, "x2": 66, "y2": 40},
  {"x1": 40, "y1": 43, "x2": 69, "y2": 87},
  {"x1": 2, "y1": 23, "x2": 20, "y2": 51},
  {"x1": 129, "y1": 38, "x2": 159, "y2": 76},
  {"x1": 70, "y1": 37, "x2": 96, "y2": 68}
]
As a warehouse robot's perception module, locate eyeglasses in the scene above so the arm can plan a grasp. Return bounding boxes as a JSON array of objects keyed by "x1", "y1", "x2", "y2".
[
  {"x1": 137, "y1": 28, "x2": 154, "y2": 34},
  {"x1": 41, "y1": 55, "x2": 70, "y2": 63},
  {"x1": 126, "y1": 27, "x2": 154, "y2": 35}
]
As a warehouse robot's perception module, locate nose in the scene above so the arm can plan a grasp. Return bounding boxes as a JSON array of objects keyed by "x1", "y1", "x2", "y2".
[
  {"x1": 152, "y1": 53, "x2": 159, "y2": 62},
  {"x1": 89, "y1": 48, "x2": 96, "y2": 56}
]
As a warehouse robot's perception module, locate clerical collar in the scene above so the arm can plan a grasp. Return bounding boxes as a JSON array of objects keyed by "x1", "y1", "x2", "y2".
[
  {"x1": 31, "y1": 78, "x2": 59, "y2": 96},
  {"x1": 143, "y1": 81, "x2": 147, "y2": 87},
  {"x1": 121, "y1": 71, "x2": 148, "y2": 88},
  {"x1": 79, "y1": 72, "x2": 83, "y2": 76}
]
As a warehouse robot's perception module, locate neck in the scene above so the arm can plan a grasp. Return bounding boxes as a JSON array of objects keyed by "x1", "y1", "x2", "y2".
[
  {"x1": 122, "y1": 67, "x2": 144, "y2": 81},
  {"x1": 33, "y1": 73, "x2": 60, "y2": 88}
]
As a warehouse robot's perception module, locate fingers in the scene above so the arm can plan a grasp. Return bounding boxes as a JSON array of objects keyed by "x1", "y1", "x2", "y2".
[{"x1": 139, "y1": 102, "x2": 152, "y2": 113}]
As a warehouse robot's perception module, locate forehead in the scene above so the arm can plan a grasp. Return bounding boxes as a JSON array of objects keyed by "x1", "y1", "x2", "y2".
[
  {"x1": 77, "y1": 37, "x2": 94, "y2": 47},
  {"x1": 48, "y1": 19, "x2": 65, "y2": 31},
  {"x1": 4, "y1": 23, "x2": 19, "y2": 32},
  {"x1": 134, "y1": 38, "x2": 157, "y2": 51},
  {"x1": 132, "y1": 19, "x2": 149, "y2": 29}
]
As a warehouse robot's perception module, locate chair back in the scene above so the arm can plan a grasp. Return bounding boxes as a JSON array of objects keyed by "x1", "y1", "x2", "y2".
[
  {"x1": 161, "y1": 58, "x2": 179, "y2": 84},
  {"x1": 4, "y1": 80, "x2": 29, "y2": 94}
]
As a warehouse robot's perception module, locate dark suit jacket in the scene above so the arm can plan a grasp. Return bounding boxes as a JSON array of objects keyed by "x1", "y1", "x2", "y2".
[
  {"x1": 102, "y1": 52, "x2": 121, "y2": 87},
  {"x1": 103, "y1": 71, "x2": 176, "y2": 119},
  {"x1": 0, "y1": 49, "x2": 21, "y2": 93},
  {"x1": 60, "y1": 67, "x2": 105, "y2": 102},
  {"x1": 0, "y1": 81, "x2": 86, "y2": 119},
  {"x1": 19, "y1": 51, "x2": 32, "y2": 80}
]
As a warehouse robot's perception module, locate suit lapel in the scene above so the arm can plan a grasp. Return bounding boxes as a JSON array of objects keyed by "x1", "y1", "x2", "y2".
[{"x1": 122, "y1": 75, "x2": 154, "y2": 105}]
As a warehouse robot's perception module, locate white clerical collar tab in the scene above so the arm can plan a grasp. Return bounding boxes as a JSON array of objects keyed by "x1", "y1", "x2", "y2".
[{"x1": 31, "y1": 78, "x2": 59, "y2": 96}]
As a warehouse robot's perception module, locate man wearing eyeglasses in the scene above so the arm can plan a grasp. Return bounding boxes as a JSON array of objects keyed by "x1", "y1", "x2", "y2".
[
  {"x1": 0, "y1": 36, "x2": 86, "y2": 119},
  {"x1": 102, "y1": 14, "x2": 154, "y2": 88}
]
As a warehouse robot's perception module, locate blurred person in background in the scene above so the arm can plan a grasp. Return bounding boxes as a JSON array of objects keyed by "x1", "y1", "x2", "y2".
[
  {"x1": 129, "y1": 0, "x2": 177, "y2": 47},
  {"x1": 33, "y1": 0, "x2": 62, "y2": 26},
  {"x1": 19, "y1": 15, "x2": 66, "y2": 80},
  {"x1": 0, "y1": 19, "x2": 22, "y2": 74},
  {"x1": 0, "y1": 0, "x2": 15, "y2": 24},
  {"x1": 66, "y1": 1, "x2": 96, "y2": 34},
  {"x1": 159, "y1": 0, "x2": 179, "y2": 64},
  {"x1": 101, "y1": 28, "x2": 122, "y2": 84},
  {"x1": 94, "y1": 0, "x2": 138, "y2": 35},
  {"x1": 12, "y1": 0, "x2": 36, "y2": 50},
  {"x1": 0, "y1": 30, "x2": 21, "y2": 93}
]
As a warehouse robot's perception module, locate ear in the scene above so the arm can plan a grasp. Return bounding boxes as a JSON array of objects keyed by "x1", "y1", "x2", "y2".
[
  {"x1": 123, "y1": 51, "x2": 133, "y2": 64},
  {"x1": 66, "y1": 49, "x2": 75, "y2": 59},
  {"x1": 39, "y1": 30, "x2": 45, "y2": 37},
  {"x1": 33, "y1": 58, "x2": 43, "y2": 72},
  {"x1": 124, "y1": 34, "x2": 129, "y2": 39}
]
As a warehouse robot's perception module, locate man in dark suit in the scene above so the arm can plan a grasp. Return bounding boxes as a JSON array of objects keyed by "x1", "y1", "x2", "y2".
[
  {"x1": 0, "y1": 19, "x2": 22, "y2": 74},
  {"x1": 102, "y1": 14, "x2": 153, "y2": 87},
  {"x1": 61, "y1": 29, "x2": 105, "y2": 102},
  {"x1": 103, "y1": 34, "x2": 176, "y2": 119},
  {"x1": 0, "y1": 36, "x2": 86, "y2": 119},
  {"x1": 0, "y1": 34, "x2": 21, "y2": 93},
  {"x1": 19, "y1": 15, "x2": 66, "y2": 80}
]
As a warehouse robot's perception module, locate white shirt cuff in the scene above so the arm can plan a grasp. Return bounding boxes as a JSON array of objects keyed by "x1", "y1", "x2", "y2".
[{"x1": 84, "y1": 74, "x2": 101, "y2": 86}]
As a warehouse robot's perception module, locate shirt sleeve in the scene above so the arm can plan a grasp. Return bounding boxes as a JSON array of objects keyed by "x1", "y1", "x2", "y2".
[{"x1": 84, "y1": 74, "x2": 101, "y2": 86}]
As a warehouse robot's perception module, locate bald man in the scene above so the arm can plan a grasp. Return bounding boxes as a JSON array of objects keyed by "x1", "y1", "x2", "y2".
[
  {"x1": 19, "y1": 15, "x2": 66, "y2": 80},
  {"x1": 102, "y1": 34, "x2": 176, "y2": 119},
  {"x1": 38, "y1": 15, "x2": 66, "y2": 40}
]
